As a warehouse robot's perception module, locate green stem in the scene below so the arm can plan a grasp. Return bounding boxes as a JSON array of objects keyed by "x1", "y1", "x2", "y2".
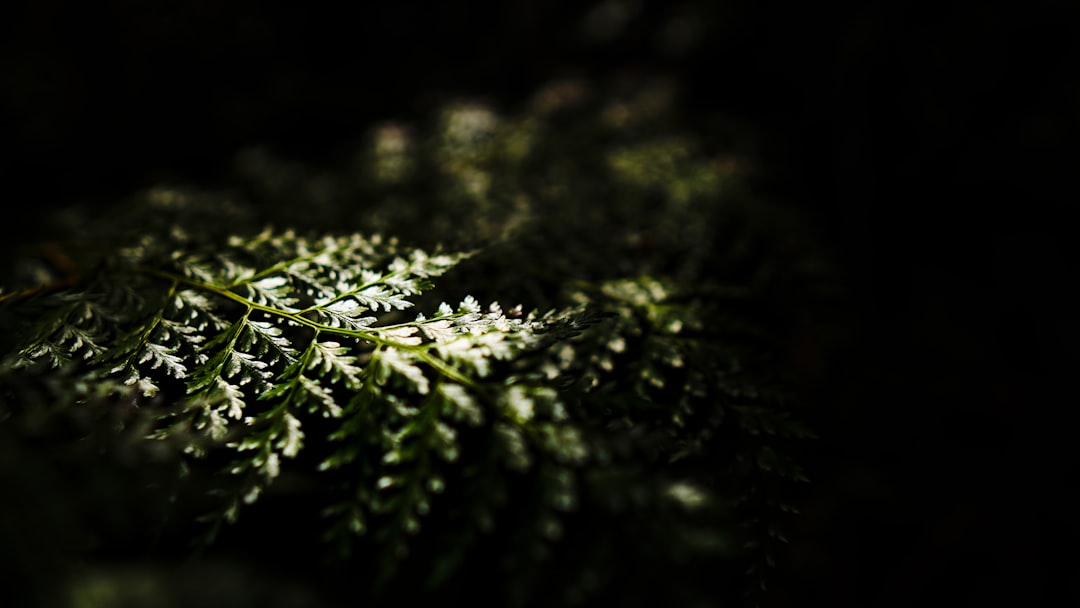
[
  {"x1": 140, "y1": 267, "x2": 479, "y2": 389},
  {"x1": 227, "y1": 243, "x2": 341, "y2": 288},
  {"x1": 298, "y1": 271, "x2": 405, "y2": 315},
  {"x1": 415, "y1": 350, "x2": 480, "y2": 391},
  {"x1": 135, "y1": 280, "x2": 178, "y2": 345}
]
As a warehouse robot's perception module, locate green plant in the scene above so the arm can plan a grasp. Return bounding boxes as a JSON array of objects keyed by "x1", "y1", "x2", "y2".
[{"x1": 1, "y1": 76, "x2": 822, "y2": 607}]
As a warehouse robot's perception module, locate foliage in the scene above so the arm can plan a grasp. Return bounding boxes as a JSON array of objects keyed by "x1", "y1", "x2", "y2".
[{"x1": 0, "y1": 76, "x2": 825, "y2": 607}]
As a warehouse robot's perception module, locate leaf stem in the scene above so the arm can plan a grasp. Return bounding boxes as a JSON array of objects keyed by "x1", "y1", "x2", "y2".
[{"x1": 139, "y1": 267, "x2": 477, "y2": 388}]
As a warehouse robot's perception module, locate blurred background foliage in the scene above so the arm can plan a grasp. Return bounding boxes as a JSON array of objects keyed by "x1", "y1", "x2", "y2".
[{"x1": 2, "y1": 0, "x2": 1077, "y2": 606}]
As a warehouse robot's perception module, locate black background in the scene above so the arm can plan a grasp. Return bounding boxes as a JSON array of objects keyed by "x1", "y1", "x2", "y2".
[{"x1": 2, "y1": 1, "x2": 1077, "y2": 605}]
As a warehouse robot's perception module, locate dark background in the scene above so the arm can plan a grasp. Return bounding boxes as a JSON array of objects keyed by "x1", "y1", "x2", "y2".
[{"x1": 2, "y1": 1, "x2": 1076, "y2": 605}]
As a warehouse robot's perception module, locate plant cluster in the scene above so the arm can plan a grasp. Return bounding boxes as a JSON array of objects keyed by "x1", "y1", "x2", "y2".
[{"x1": 1, "y1": 76, "x2": 825, "y2": 607}]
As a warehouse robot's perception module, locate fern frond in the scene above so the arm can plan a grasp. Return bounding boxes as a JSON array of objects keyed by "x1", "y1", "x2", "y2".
[{"x1": 4, "y1": 229, "x2": 602, "y2": 566}]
